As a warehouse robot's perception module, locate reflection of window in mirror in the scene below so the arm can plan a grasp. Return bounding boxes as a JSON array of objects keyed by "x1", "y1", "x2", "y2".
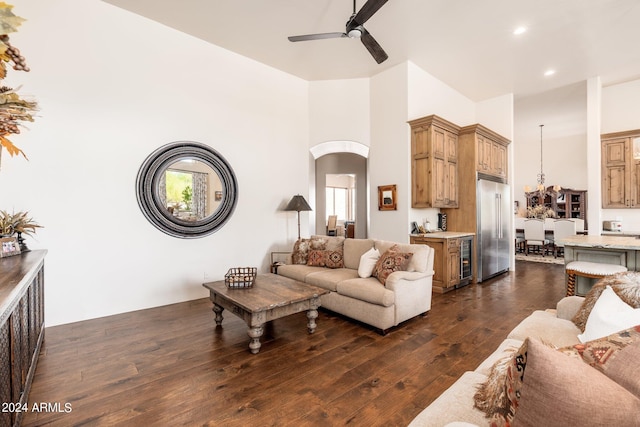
[
  {"x1": 162, "y1": 158, "x2": 221, "y2": 221},
  {"x1": 383, "y1": 190, "x2": 392, "y2": 205},
  {"x1": 634, "y1": 137, "x2": 640, "y2": 160},
  {"x1": 326, "y1": 174, "x2": 356, "y2": 222}
]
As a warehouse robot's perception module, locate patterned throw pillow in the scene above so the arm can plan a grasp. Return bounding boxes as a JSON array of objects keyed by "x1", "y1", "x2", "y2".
[
  {"x1": 474, "y1": 339, "x2": 529, "y2": 426},
  {"x1": 372, "y1": 245, "x2": 412, "y2": 285},
  {"x1": 291, "y1": 238, "x2": 327, "y2": 265},
  {"x1": 572, "y1": 271, "x2": 640, "y2": 332},
  {"x1": 291, "y1": 239, "x2": 310, "y2": 265},
  {"x1": 307, "y1": 250, "x2": 344, "y2": 269},
  {"x1": 556, "y1": 324, "x2": 640, "y2": 398}
]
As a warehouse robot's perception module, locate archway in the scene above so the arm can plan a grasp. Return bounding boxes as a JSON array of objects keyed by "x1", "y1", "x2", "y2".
[{"x1": 311, "y1": 141, "x2": 368, "y2": 238}]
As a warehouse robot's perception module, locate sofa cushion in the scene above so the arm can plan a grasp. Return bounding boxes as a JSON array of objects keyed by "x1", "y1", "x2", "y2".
[
  {"x1": 408, "y1": 371, "x2": 490, "y2": 427},
  {"x1": 336, "y1": 278, "x2": 395, "y2": 307},
  {"x1": 307, "y1": 249, "x2": 344, "y2": 269},
  {"x1": 305, "y1": 268, "x2": 359, "y2": 292},
  {"x1": 277, "y1": 264, "x2": 326, "y2": 283},
  {"x1": 572, "y1": 270, "x2": 640, "y2": 332},
  {"x1": 311, "y1": 235, "x2": 345, "y2": 252},
  {"x1": 343, "y1": 238, "x2": 374, "y2": 269},
  {"x1": 507, "y1": 310, "x2": 581, "y2": 348},
  {"x1": 372, "y1": 245, "x2": 412, "y2": 285},
  {"x1": 513, "y1": 338, "x2": 640, "y2": 426},
  {"x1": 374, "y1": 239, "x2": 428, "y2": 273},
  {"x1": 357, "y1": 247, "x2": 380, "y2": 278},
  {"x1": 577, "y1": 285, "x2": 640, "y2": 342}
]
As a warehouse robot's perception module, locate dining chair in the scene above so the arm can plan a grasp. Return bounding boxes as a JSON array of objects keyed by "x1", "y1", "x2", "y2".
[
  {"x1": 552, "y1": 219, "x2": 576, "y2": 258},
  {"x1": 524, "y1": 219, "x2": 550, "y2": 256},
  {"x1": 327, "y1": 215, "x2": 338, "y2": 236}
]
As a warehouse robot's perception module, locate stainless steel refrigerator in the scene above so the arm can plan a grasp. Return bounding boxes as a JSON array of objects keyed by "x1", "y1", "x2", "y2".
[{"x1": 476, "y1": 175, "x2": 510, "y2": 282}]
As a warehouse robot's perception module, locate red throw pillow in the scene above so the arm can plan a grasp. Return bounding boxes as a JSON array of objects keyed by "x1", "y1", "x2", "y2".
[{"x1": 307, "y1": 250, "x2": 344, "y2": 269}]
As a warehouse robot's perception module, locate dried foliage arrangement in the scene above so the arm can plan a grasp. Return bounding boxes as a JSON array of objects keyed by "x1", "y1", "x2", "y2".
[
  {"x1": 0, "y1": 210, "x2": 42, "y2": 236},
  {"x1": 526, "y1": 204, "x2": 556, "y2": 219},
  {"x1": 0, "y1": 2, "x2": 37, "y2": 160}
]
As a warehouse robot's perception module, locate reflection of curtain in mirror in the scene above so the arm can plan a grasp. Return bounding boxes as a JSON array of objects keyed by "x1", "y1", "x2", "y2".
[
  {"x1": 159, "y1": 172, "x2": 167, "y2": 208},
  {"x1": 192, "y1": 172, "x2": 208, "y2": 219}
]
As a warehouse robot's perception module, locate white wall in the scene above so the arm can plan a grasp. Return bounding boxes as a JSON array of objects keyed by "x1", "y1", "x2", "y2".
[
  {"x1": 369, "y1": 63, "x2": 410, "y2": 242},
  {"x1": 0, "y1": 0, "x2": 310, "y2": 326},
  {"x1": 513, "y1": 83, "x2": 588, "y2": 212},
  {"x1": 601, "y1": 78, "x2": 640, "y2": 231},
  {"x1": 309, "y1": 79, "x2": 371, "y2": 147}
]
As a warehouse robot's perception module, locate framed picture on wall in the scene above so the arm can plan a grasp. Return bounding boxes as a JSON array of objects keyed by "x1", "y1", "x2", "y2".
[
  {"x1": 0, "y1": 237, "x2": 21, "y2": 258},
  {"x1": 378, "y1": 185, "x2": 397, "y2": 211}
]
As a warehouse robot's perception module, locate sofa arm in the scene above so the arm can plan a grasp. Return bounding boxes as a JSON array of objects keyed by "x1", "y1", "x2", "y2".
[
  {"x1": 385, "y1": 270, "x2": 433, "y2": 288},
  {"x1": 556, "y1": 296, "x2": 585, "y2": 320}
]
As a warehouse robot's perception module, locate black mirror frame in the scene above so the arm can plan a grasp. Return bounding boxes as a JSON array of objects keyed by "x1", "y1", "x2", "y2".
[{"x1": 136, "y1": 141, "x2": 238, "y2": 238}]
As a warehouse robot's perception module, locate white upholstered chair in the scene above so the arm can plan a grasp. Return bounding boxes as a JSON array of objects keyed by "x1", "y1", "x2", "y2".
[
  {"x1": 524, "y1": 219, "x2": 550, "y2": 256},
  {"x1": 552, "y1": 219, "x2": 576, "y2": 258}
]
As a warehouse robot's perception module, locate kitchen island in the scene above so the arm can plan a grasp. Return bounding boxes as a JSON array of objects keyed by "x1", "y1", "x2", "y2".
[{"x1": 558, "y1": 234, "x2": 640, "y2": 295}]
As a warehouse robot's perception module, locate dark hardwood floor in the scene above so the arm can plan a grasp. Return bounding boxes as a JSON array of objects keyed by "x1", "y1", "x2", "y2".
[{"x1": 23, "y1": 260, "x2": 565, "y2": 427}]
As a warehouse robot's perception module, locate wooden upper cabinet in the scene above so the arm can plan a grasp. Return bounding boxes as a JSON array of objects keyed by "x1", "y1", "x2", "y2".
[
  {"x1": 601, "y1": 130, "x2": 640, "y2": 208},
  {"x1": 409, "y1": 115, "x2": 460, "y2": 208},
  {"x1": 462, "y1": 124, "x2": 510, "y2": 180}
]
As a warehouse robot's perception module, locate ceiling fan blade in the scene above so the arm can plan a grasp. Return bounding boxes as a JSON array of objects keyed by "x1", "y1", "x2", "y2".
[
  {"x1": 361, "y1": 30, "x2": 388, "y2": 64},
  {"x1": 353, "y1": 0, "x2": 389, "y2": 26},
  {"x1": 288, "y1": 32, "x2": 346, "y2": 42}
]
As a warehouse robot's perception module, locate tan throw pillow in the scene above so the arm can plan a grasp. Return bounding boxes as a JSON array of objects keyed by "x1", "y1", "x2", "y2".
[
  {"x1": 372, "y1": 245, "x2": 412, "y2": 285},
  {"x1": 474, "y1": 340, "x2": 528, "y2": 426},
  {"x1": 307, "y1": 250, "x2": 344, "y2": 269},
  {"x1": 513, "y1": 338, "x2": 640, "y2": 426},
  {"x1": 572, "y1": 271, "x2": 640, "y2": 332}
]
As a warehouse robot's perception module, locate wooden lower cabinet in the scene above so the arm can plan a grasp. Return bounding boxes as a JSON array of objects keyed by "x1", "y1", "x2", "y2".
[
  {"x1": 0, "y1": 250, "x2": 46, "y2": 427},
  {"x1": 410, "y1": 233, "x2": 473, "y2": 293}
]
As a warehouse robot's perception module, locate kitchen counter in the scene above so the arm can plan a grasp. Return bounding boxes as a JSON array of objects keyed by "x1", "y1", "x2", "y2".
[
  {"x1": 410, "y1": 231, "x2": 475, "y2": 239},
  {"x1": 601, "y1": 230, "x2": 640, "y2": 237},
  {"x1": 558, "y1": 234, "x2": 639, "y2": 295},
  {"x1": 558, "y1": 234, "x2": 640, "y2": 250}
]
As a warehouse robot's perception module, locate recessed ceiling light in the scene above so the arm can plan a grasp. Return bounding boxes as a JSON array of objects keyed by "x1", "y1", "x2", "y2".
[
  {"x1": 513, "y1": 26, "x2": 527, "y2": 35},
  {"x1": 544, "y1": 69, "x2": 556, "y2": 77}
]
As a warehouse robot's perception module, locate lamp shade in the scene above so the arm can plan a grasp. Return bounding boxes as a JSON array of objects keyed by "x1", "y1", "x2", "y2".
[{"x1": 285, "y1": 195, "x2": 312, "y2": 212}]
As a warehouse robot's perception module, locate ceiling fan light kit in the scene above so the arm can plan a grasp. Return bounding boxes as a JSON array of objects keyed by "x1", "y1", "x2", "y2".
[{"x1": 288, "y1": 0, "x2": 389, "y2": 64}]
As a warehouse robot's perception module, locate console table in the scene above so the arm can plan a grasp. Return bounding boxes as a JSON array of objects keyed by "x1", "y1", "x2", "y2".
[{"x1": 0, "y1": 250, "x2": 46, "y2": 426}]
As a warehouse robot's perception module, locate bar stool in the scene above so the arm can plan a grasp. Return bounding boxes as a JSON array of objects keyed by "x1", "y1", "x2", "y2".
[{"x1": 565, "y1": 261, "x2": 628, "y2": 296}]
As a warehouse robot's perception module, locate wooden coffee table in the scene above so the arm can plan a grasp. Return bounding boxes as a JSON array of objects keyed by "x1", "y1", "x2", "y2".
[{"x1": 202, "y1": 273, "x2": 329, "y2": 354}]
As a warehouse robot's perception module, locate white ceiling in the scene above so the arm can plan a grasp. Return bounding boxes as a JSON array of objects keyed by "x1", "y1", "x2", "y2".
[{"x1": 103, "y1": 0, "x2": 640, "y2": 101}]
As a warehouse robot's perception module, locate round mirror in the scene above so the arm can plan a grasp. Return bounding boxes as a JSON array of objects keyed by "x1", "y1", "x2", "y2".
[{"x1": 136, "y1": 141, "x2": 238, "y2": 238}]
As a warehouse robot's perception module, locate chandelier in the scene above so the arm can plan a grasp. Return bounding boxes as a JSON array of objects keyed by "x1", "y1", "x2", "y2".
[{"x1": 524, "y1": 124, "x2": 560, "y2": 197}]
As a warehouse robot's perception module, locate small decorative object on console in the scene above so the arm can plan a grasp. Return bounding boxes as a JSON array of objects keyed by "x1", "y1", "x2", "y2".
[
  {"x1": 225, "y1": 267, "x2": 257, "y2": 288},
  {"x1": 0, "y1": 236, "x2": 20, "y2": 257}
]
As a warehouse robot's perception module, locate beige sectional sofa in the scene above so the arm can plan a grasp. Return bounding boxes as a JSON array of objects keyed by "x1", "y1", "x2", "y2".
[
  {"x1": 409, "y1": 296, "x2": 587, "y2": 426},
  {"x1": 277, "y1": 235, "x2": 435, "y2": 333}
]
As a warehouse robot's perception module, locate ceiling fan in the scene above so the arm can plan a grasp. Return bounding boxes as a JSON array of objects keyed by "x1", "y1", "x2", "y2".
[{"x1": 287, "y1": 0, "x2": 390, "y2": 64}]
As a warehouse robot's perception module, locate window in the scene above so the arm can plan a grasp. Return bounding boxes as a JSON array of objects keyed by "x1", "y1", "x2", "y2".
[{"x1": 326, "y1": 174, "x2": 355, "y2": 221}]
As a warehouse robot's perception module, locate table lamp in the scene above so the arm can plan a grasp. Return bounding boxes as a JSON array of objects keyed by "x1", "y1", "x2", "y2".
[{"x1": 285, "y1": 194, "x2": 312, "y2": 240}]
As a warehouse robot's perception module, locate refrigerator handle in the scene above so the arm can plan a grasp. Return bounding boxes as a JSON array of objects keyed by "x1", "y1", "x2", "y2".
[{"x1": 497, "y1": 194, "x2": 502, "y2": 239}]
